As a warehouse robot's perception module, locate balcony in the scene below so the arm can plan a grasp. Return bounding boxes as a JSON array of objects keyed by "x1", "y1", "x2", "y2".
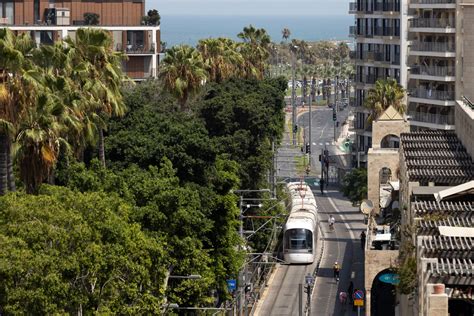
[
  {"x1": 374, "y1": 2, "x2": 400, "y2": 12},
  {"x1": 410, "y1": 18, "x2": 455, "y2": 32},
  {"x1": 349, "y1": 2, "x2": 357, "y2": 13},
  {"x1": 411, "y1": 41, "x2": 455, "y2": 52},
  {"x1": 410, "y1": 65, "x2": 455, "y2": 81},
  {"x1": 116, "y1": 43, "x2": 156, "y2": 54},
  {"x1": 349, "y1": 26, "x2": 357, "y2": 37},
  {"x1": 409, "y1": 0, "x2": 456, "y2": 9},
  {"x1": 409, "y1": 88, "x2": 454, "y2": 102},
  {"x1": 408, "y1": 111, "x2": 454, "y2": 125}
]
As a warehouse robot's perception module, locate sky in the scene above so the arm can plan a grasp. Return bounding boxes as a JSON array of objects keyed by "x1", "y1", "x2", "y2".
[{"x1": 146, "y1": 0, "x2": 348, "y2": 16}]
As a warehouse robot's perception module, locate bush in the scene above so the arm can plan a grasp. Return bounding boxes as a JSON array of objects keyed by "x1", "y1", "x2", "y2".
[{"x1": 341, "y1": 168, "x2": 367, "y2": 204}]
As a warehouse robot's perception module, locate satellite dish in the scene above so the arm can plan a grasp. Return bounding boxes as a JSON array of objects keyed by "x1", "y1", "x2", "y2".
[{"x1": 360, "y1": 200, "x2": 374, "y2": 215}]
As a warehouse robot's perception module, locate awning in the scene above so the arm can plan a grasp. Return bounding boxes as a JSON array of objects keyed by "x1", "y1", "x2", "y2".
[
  {"x1": 434, "y1": 181, "x2": 474, "y2": 203},
  {"x1": 438, "y1": 226, "x2": 474, "y2": 238},
  {"x1": 389, "y1": 180, "x2": 400, "y2": 191}
]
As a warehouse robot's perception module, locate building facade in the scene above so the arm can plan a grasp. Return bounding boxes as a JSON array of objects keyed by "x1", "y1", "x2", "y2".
[
  {"x1": 349, "y1": 0, "x2": 467, "y2": 166},
  {"x1": 0, "y1": 0, "x2": 160, "y2": 80}
]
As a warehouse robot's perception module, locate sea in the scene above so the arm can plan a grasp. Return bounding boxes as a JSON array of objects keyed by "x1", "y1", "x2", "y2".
[{"x1": 161, "y1": 14, "x2": 353, "y2": 47}]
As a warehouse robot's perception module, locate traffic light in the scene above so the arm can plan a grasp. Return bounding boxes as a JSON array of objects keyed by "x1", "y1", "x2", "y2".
[
  {"x1": 305, "y1": 143, "x2": 310, "y2": 154},
  {"x1": 333, "y1": 107, "x2": 337, "y2": 121},
  {"x1": 293, "y1": 124, "x2": 298, "y2": 133},
  {"x1": 319, "y1": 154, "x2": 322, "y2": 161}
]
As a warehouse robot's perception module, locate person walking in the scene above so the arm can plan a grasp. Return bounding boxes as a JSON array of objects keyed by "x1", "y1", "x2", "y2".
[
  {"x1": 333, "y1": 261, "x2": 340, "y2": 281},
  {"x1": 360, "y1": 231, "x2": 366, "y2": 250},
  {"x1": 347, "y1": 281, "x2": 354, "y2": 303},
  {"x1": 328, "y1": 215, "x2": 335, "y2": 231}
]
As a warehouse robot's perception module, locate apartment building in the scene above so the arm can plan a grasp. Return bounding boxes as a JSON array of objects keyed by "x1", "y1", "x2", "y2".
[
  {"x1": 0, "y1": 0, "x2": 160, "y2": 80},
  {"x1": 349, "y1": 0, "x2": 405, "y2": 167}
]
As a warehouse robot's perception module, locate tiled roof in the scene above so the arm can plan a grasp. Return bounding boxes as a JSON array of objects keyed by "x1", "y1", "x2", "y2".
[{"x1": 401, "y1": 130, "x2": 474, "y2": 184}]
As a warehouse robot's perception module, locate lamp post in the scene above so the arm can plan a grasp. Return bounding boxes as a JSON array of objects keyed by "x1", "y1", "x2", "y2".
[{"x1": 291, "y1": 45, "x2": 298, "y2": 146}]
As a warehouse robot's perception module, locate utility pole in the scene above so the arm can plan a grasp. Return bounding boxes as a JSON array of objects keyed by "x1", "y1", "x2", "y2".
[
  {"x1": 308, "y1": 77, "x2": 312, "y2": 167},
  {"x1": 291, "y1": 46, "x2": 297, "y2": 146}
]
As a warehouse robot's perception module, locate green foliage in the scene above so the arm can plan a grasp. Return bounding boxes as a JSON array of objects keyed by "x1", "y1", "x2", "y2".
[
  {"x1": 0, "y1": 186, "x2": 166, "y2": 314},
  {"x1": 83, "y1": 13, "x2": 100, "y2": 25},
  {"x1": 341, "y1": 168, "x2": 368, "y2": 203},
  {"x1": 199, "y1": 77, "x2": 286, "y2": 189},
  {"x1": 142, "y1": 9, "x2": 160, "y2": 26}
]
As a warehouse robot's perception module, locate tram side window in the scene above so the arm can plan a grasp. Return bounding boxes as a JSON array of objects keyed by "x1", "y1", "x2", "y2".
[{"x1": 286, "y1": 229, "x2": 313, "y2": 251}]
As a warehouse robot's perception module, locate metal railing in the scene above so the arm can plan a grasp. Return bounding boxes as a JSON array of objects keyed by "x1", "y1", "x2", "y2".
[
  {"x1": 410, "y1": 65, "x2": 455, "y2": 77},
  {"x1": 349, "y1": 26, "x2": 357, "y2": 37},
  {"x1": 408, "y1": 111, "x2": 454, "y2": 125},
  {"x1": 374, "y1": 2, "x2": 400, "y2": 11},
  {"x1": 410, "y1": 88, "x2": 454, "y2": 101},
  {"x1": 411, "y1": 0, "x2": 455, "y2": 4},
  {"x1": 462, "y1": 95, "x2": 474, "y2": 110},
  {"x1": 411, "y1": 41, "x2": 455, "y2": 52},
  {"x1": 116, "y1": 43, "x2": 156, "y2": 54},
  {"x1": 410, "y1": 18, "x2": 455, "y2": 28}
]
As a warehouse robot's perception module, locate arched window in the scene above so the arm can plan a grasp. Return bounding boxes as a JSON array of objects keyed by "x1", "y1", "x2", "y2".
[{"x1": 380, "y1": 135, "x2": 400, "y2": 149}]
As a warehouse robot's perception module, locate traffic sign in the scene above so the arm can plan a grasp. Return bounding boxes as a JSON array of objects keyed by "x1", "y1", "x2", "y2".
[
  {"x1": 354, "y1": 299, "x2": 364, "y2": 306},
  {"x1": 227, "y1": 279, "x2": 236, "y2": 292},
  {"x1": 353, "y1": 290, "x2": 364, "y2": 300}
]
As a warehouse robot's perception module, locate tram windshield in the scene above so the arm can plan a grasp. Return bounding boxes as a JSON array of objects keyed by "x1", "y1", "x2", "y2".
[{"x1": 284, "y1": 228, "x2": 313, "y2": 252}]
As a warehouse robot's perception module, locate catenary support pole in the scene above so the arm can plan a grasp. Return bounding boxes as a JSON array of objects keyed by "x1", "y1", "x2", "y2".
[{"x1": 299, "y1": 283, "x2": 303, "y2": 316}]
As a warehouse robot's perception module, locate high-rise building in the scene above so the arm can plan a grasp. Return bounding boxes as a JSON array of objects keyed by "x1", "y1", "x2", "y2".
[
  {"x1": 350, "y1": 0, "x2": 405, "y2": 167},
  {"x1": 0, "y1": 0, "x2": 161, "y2": 81}
]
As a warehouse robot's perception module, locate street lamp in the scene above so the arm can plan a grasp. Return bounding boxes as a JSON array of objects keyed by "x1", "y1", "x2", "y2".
[{"x1": 291, "y1": 45, "x2": 298, "y2": 146}]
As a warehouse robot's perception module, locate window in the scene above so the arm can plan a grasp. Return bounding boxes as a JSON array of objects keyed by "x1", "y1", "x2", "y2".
[
  {"x1": 284, "y1": 229, "x2": 313, "y2": 252},
  {"x1": 0, "y1": 1, "x2": 14, "y2": 24}
]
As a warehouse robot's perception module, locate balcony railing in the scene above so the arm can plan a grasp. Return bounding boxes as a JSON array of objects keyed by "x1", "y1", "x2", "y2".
[
  {"x1": 411, "y1": 0, "x2": 455, "y2": 4},
  {"x1": 410, "y1": 65, "x2": 455, "y2": 77},
  {"x1": 349, "y1": 2, "x2": 357, "y2": 11},
  {"x1": 374, "y1": 2, "x2": 400, "y2": 11},
  {"x1": 116, "y1": 43, "x2": 156, "y2": 54},
  {"x1": 408, "y1": 111, "x2": 454, "y2": 125},
  {"x1": 410, "y1": 88, "x2": 454, "y2": 101},
  {"x1": 349, "y1": 26, "x2": 357, "y2": 37},
  {"x1": 410, "y1": 18, "x2": 455, "y2": 29},
  {"x1": 357, "y1": 74, "x2": 377, "y2": 84},
  {"x1": 411, "y1": 41, "x2": 455, "y2": 52}
]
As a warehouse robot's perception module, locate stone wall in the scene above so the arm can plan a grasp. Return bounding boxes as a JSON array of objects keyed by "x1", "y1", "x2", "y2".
[{"x1": 364, "y1": 249, "x2": 399, "y2": 316}]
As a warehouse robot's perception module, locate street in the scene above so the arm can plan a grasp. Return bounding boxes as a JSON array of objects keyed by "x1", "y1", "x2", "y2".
[{"x1": 256, "y1": 104, "x2": 365, "y2": 315}]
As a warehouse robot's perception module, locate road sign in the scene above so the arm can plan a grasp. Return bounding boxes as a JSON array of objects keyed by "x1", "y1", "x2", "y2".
[
  {"x1": 353, "y1": 290, "x2": 364, "y2": 300},
  {"x1": 354, "y1": 299, "x2": 364, "y2": 306},
  {"x1": 227, "y1": 279, "x2": 236, "y2": 292}
]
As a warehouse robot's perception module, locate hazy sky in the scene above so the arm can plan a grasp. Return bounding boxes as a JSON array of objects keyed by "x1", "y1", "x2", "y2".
[{"x1": 146, "y1": 0, "x2": 348, "y2": 16}]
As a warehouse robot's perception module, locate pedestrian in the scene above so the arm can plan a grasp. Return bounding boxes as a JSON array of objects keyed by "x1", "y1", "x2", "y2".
[
  {"x1": 320, "y1": 178, "x2": 325, "y2": 194},
  {"x1": 360, "y1": 231, "x2": 366, "y2": 250},
  {"x1": 347, "y1": 281, "x2": 354, "y2": 303},
  {"x1": 333, "y1": 261, "x2": 340, "y2": 281}
]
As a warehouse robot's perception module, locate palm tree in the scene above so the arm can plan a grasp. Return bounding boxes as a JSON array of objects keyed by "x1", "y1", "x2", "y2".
[
  {"x1": 197, "y1": 38, "x2": 243, "y2": 83},
  {"x1": 159, "y1": 45, "x2": 208, "y2": 111},
  {"x1": 282, "y1": 28, "x2": 291, "y2": 43},
  {"x1": 237, "y1": 25, "x2": 271, "y2": 79},
  {"x1": 0, "y1": 29, "x2": 37, "y2": 194},
  {"x1": 364, "y1": 78, "x2": 406, "y2": 122},
  {"x1": 66, "y1": 28, "x2": 128, "y2": 167}
]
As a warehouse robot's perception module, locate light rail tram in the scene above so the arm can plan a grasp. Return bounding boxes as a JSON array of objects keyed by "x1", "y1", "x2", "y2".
[{"x1": 283, "y1": 181, "x2": 319, "y2": 264}]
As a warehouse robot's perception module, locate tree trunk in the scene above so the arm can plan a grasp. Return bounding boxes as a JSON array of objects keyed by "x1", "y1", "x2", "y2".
[
  {"x1": 6, "y1": 140, "x2": 15, "y2": 191},
  {"x1": 0, "y1": 133, "x2": 8, "y2": 195},
  {"x1": 98, "y1": 128, "x2": 106, "y2": 168}
]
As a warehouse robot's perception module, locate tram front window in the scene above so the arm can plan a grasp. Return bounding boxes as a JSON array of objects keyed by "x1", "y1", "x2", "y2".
[{"x1": 285, "y1": 229, "x2": 313, "y2": 252}]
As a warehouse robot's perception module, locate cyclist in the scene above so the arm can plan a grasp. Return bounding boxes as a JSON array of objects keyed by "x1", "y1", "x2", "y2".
[
  {"x1": 328, "y1": 215, "x2": 335, "y2": 231},
  {"x1": 333, "y1": 261, "x2": 341, "y2": 281},
  {"x1": 339, "y1": 291, "x2": 348, "y2": 305}
]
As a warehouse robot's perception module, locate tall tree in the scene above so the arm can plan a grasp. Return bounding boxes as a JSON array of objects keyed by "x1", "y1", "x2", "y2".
[
  {"x1": 364, "y1": 78, "x2": 406, "y2": 122},
  {"x1": 0, "y1": 29, "x2": 37, "y2": 194},
  {"x1": 237, "y1": 25, "x2": 271, "y2": 79},
  {"x1": 66, "y1": 28, "x2": 128, "y2": 167},
  {"x1": 197, "y1": 38, "x2": 243, "y2": 83},
  {"x1": 159, "y1": 45, "x2": 208, "y2": 111}
]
